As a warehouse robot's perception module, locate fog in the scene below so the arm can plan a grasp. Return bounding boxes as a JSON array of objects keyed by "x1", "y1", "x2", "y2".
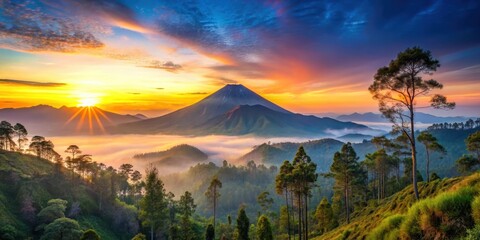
[{"x1": 50, "y1": 134, "x2": 311, "y2": 175}]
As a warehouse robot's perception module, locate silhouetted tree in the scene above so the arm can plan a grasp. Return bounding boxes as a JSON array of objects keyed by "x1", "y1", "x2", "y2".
[
  {"x1": 369, "y1": 47, "x2": 455, "y2": 199},
  {"x1": 0, "y1": 121, "x2": 14, "y2": 150},
  {"x1": 206, "y1": 224, "x2": 215, "y2": 240},
  {"x1": 275, "y1": 161, "x2": 293, "y2": 240},
  {"x1": 13, "y1": 123, "x2": 27, "y2": 151}
]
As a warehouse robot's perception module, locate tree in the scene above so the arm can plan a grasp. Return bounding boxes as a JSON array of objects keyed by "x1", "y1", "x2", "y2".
[
  {"x1": 328, "y1": 143, "x2": 365, "y2": 223},
  {"x1": 139, "y1": 166, "x2": 168, "y2": 240},
  {"x1": 256, "y1": 215, "x2": 273, "y2": 240},
  {"x1": 0, "y1": 121, "x2": 14, "y2": 150},
  {"x1": 13, "y1": 123, "x2": 27, "y2": 151},
  {"x1": 132, "y1": 233, "x2": 147, "y2": 240},
  {"x1": 369, "y1": 47, "x2": 455, "y2": 199},
  {"x1": 456, "y1": 155, "x2": 479, "y2": 174},
  {"x1": 290, "y1": 146, "x2": 317, "y2": 240},
  {"x1": 206, "y1": 224, "x2": 215, "y2": 240},
  {"x1": 275, "y1": 161, "x2": 293, "y2": 240},
  {"x1": 65, "y1": 145, "x2": 82, "y2": 160},
  {"x1": 257, "y1": 191, "x2": 274, "y2": 214},
  {"x1": 315, "y1": 198, "x2": 335, "y2": 234},
  {"x1": 466, "y1": 131, "x2": 480, "y2": 160},
  {"x1": 417, "y1": 131, "x2": 446, "y2": 182},
  {"x1": 205, "y1": 176, "x2": 222, "y2": 238},
  {"x1": 237, "y1": 207, "x2": 250, "y2": 240},
  {"x1": 40, "y1": 218, "x2": 83, "y2": 240},
  {"x1": 37, "y1": 199, "x2": 68, "y2": 227},
  {"x1": 81, "y1": 229, "x2": 101, "y2": 240},
  {"x1": 179, "y1": 191, "x2": 196, "y2": 240}
]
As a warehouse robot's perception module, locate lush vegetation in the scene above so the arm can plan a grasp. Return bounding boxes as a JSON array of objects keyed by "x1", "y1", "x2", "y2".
[{"x1": 1, "y1": 47, "x2": 479, "y2": 240}]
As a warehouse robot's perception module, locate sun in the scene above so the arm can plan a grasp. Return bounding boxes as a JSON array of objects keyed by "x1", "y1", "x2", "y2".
[{"x1": 78, "y1": 97, "x2": 98, "y2": 107}]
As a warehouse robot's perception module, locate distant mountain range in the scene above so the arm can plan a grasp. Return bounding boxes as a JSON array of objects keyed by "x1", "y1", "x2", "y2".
[
  {"x1": 0, "y1": 105, "x2": 143, "y2": 136},
  {"x1": 336, "y1": 112, "x2": 471, "y2": 124},
  {"x1": 115, "y1": 84, "x2": 376, "y2": 137}
]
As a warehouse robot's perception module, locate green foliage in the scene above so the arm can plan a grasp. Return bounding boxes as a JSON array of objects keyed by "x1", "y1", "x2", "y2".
[
  {"x1": 329, "y1": 143, "x2": 366, "y2": 223},
  {"x1": 206, "y1": 224, "x2": 215, "y2": 240},
  {"x1": 463, "y1": 225, "x2": 480, "y2": 240},
  {"x1": 367, "y1": 214, "x2": 404, "y2": 240},
  {"x1": 237, "y1": 207, "x2": 250, "y2": 240},
  {"x1": 36, "y1": 198, "x2": 68, "y2": 227},
  {"x1": 81, "y1": 229, "x2": 101, "y2": 240},
  {"x1": 0, "y1": 224, "x2": 17, "y2": 240},
  {"x1": 315, "y1": 198, "x2": 335, "y2": 234},
  {"x1": 179, "y1": 191, "x2": 196, "y2": 240},
  {"x1": 139, "y1": 166, "x2": 168, "y2": 238},
  {"x1": 131, "y1": 233, "x2": 146, "y2": 240},
  {"x1": 457, "y1": 155, "x2": 479, "y2": 174},
  {"x1": 430, "y1": 172, "x2": 440, "y2": 181},
  {"x1": 256, "y1": 215, "x2": 273, "y2": 240},
  {"x1": 40, "y1": 217, "x2": 83, "y2": 240},
  {"x1": 472, "y1": 196, "x2": 480, "y2": 225},
  {"x1": 466, "y1": 131, "x2": 480, "y2": 158}
]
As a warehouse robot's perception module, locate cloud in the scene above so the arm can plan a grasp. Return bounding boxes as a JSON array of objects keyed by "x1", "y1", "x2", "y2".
[
  {"x1": 179, "y1": 92, "x2": 208, "y2": 95},
  {"x1": 140, "y1": 60, "x2": 182, "y2": 72},
  {"x1": 0, "y1": 79, "x2": 67, "y2": 87},
  {"x1": 155, "y1": 88, "x2": 165, "y2": 90},
  {"x1": 0, "y1": 0, "x2": 104, "y2": 52},
  {"x1": 203, "y1": 75, "x2": 238, "y2": 85}
]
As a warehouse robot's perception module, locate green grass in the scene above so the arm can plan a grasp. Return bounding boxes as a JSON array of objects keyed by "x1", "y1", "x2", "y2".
[{"x1": 313, "y1": 174, "x2": 479, "y2": 240}]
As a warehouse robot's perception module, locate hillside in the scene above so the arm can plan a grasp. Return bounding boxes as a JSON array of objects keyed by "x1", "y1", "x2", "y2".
[
  {"x1": 238, "y1": 139, "x2": 376, "y2": 172},
  {"x1": 0, "y1": 150, "x2": 134, "y2": 240},
  {"x1": 133, "y1": 144, "x2": 208, "y2": 168},
  {"x1": 314, "y1": 173, "x2": 480, "y2": 240}
]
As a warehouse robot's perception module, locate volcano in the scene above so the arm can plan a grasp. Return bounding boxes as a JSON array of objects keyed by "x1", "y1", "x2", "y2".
[{"x1": 114, "y1": 84, "x2": 373, "y2": 137}]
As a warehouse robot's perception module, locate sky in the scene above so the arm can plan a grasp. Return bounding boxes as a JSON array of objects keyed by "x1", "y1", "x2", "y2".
[{"x1": 1, "y1": 0, "x2": 479, "y2": 117}]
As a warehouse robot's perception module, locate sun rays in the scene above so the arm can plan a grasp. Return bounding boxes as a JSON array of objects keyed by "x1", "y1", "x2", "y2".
[{"x1": 64, "y1": 106, "x2": 111, "y2": 134}]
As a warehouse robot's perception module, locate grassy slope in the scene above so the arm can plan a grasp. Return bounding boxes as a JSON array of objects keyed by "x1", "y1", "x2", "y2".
[
  {"x1": 313, "y1": 174, "x2": 477, "y2": 240},
  {"x1": 0, "y1": 150, "x2": 120, "y2": 239}
]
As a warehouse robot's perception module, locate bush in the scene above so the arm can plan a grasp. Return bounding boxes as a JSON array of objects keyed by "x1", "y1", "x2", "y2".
[
  {"x1": 0, "y1": 225, "x2": 17, "y2": 240},
  {"x1": 472, "y1": 196, "x2": 480, "y2": 225},
  {"x1": 400, "y1": 187, "x2": 476, "y2": 239},
  {"x1": 367, "y1": 214, "x2": 404, "y2": 240},
  {"x1": 463, "y1": 225, "x2": 480, "y2": 240},
  {"x1": 131, "y1": 233, "x2": 146, "y2": 240},
  {"x1": 81, "y1": 229, "x2": 101, "y2": 240}
]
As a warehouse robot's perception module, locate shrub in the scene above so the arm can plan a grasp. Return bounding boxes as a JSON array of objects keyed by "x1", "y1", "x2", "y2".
[
  {"x1": 472, "y1": 196, "x2": 480, "y2": 225},
  {"x1": 81, "y1": 229, "x2": 101, "y2": 240},
  {"x1": 131, "y1": 233, "x2": 146, "y2": 240},
  {"x1": 463, "y1": 225, "x2": 480, "y2": 240},
  {"x1": 367, "y1": 214, "x2": 404, "y2": 240},
  {"x1": 400, "y1": 187, "x2": 476, "y2": 239},
  {"x1": 0, "y1": 225, "x2": 17, "y2": 240}
]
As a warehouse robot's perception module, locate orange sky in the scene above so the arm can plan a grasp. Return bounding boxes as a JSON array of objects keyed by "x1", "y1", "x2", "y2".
[{"x1": 1, "y1": 0, "x2": 479, "y2": 117}]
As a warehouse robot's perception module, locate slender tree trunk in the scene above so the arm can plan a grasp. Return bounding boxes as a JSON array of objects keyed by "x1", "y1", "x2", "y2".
[
  {"x1": 345, "y1": 179, "x2": 350, "y2": 224},
  {"x1": 151, "y1": 224, "x2": 154, "y2": 240},
  {"x1": 213, "y1": 188, "x2": 217, "y2": 239},
  {"x1": 291, "y1": 191, "x2": 296, "y2": 240},
  {"x1": 426, "y1": 147, "x2": 430, "y2": 182},
  {"x1": 298, "y1": 193, "x2": 302, "y2": 240},
  {"x1": 410, "y1": 110, "x2": 420, "y2": 200},
  {"x1": 306, "y1": 192, "x2": 309, "y2": 239},
  {"x1": 285, "y1": 189, "x2": 291, "y2": 240}
]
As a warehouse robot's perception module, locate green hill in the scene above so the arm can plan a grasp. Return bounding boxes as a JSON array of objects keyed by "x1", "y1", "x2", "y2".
[
  {"x1": 314, "y1": 172, "x2": 480, "y2": 240},
  {"x1": 0, "y1": 150, "x2": 134, "y2": 240}
]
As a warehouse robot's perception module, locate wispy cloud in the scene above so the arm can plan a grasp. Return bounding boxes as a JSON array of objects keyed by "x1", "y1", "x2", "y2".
[
  {"x1": 0, "y1": 79, "x2": 66, "y2": 87},
  {"x1": 140, "y1": 61, "x2": 182, "y2": 73},
  {"x1": 0, "y1": 0, "x2": 104, "y2": 52}
]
